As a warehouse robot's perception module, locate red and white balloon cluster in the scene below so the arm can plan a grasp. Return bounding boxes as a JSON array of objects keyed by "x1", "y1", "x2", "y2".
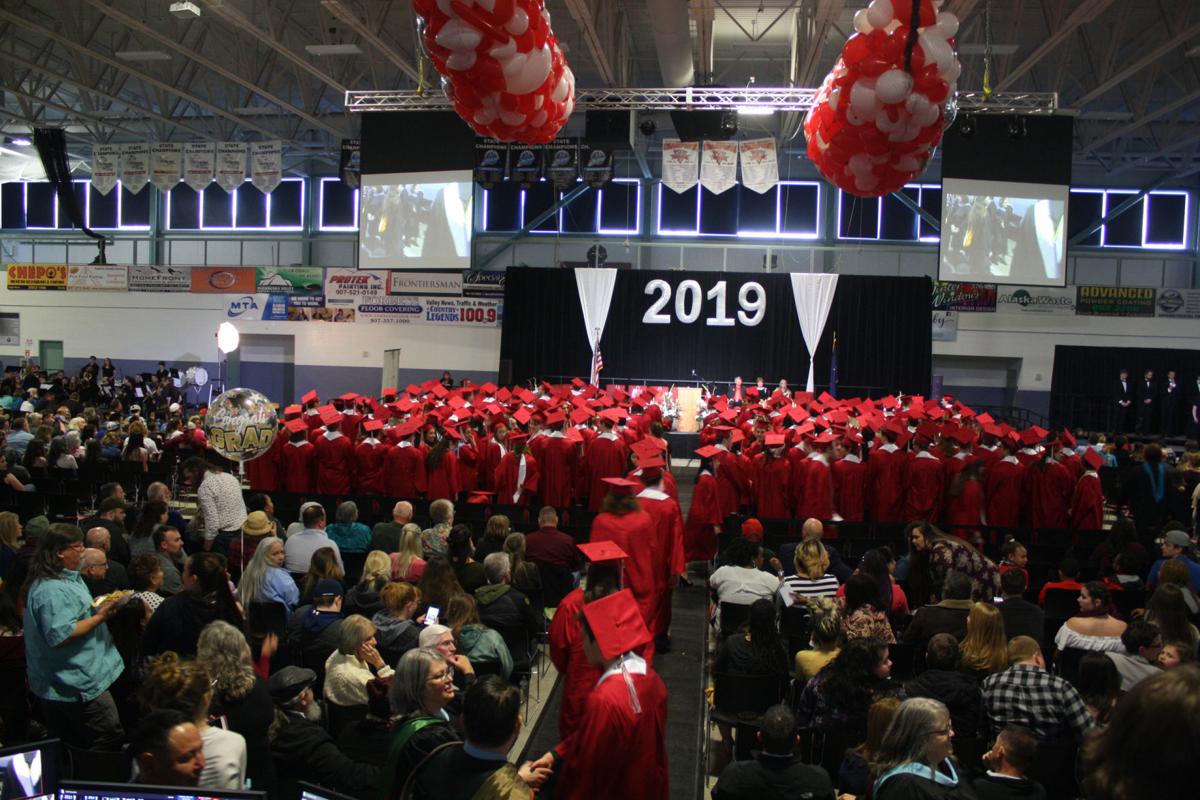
[
  {"x1": 804, "y1": 0, "x2": 961, "y2": 197},
  {"x1": 413, "y1": 0, "x2": 576, "y2": 144}
]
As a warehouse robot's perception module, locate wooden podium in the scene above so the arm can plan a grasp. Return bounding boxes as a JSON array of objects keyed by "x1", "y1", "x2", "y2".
[{"x1": 675, "y1": 387, "x2": 703, "y2": 433}]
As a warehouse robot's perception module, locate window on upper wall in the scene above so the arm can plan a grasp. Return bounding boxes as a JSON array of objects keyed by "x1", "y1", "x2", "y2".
[
  {"x1": 165, "y1": 177, "x2": 305, "y2": 230},
  {"x1": 657, "y1": 180, "x2": 821, "y2": 238},
  {"x1": 479, "y1": 178, "x2": 641, "y2": 235},
  {"x1": 1069, "y1": 188, "x2": 1190, "y2": 250},
  {"x1": 598, "y1": 179, "x2": 641, "y2": 234},
  {"x1": 318, "y1": 177, "x2": 359, "y2": 231},
  {"x1": 480, "y1": 182, "x2": 521, "y2": 232},
  {"x1": 0, "y1": 180, "x2": 153, "y2": 230},
  {"x1": 837, "y1": 185, "x2": 940, "y2": 241}
]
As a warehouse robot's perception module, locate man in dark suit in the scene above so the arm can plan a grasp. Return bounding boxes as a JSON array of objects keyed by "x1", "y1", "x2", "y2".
[
  {"x1": 1115, "y1": 369, "x2": 1134, "y2": 433},
  {"x1": 1136, "y1": 369, "x2": 1156, "y2": 435},
  {"x1": 368, "y1": 501, "x2": 412, "y2": 553},
  {"x1": 998, "y1": 568, "x2": 1045, "y2": 650},
  {"x1": 1160, "y1": 370, "x2": 1181, "y2": 436}
]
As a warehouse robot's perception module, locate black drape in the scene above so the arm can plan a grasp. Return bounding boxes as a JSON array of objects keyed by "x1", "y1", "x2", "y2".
[
  {"x1": 1050, "y1": 344, "x2": 1200, "y2": 431},
  {"x1": 33, "y1": 128, "x2": 103, "y2": 247},
  {"x1": 499, "y1": 268, "x2": 930, "y2": 395}
]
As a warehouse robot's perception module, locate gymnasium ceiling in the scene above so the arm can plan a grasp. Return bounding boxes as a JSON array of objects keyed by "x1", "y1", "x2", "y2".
[{"x1": 0, "y1": 0, "x2": 1197, "y2": 182}]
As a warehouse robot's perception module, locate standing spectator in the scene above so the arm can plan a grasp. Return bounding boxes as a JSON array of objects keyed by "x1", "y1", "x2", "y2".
[
  {"x1": 327, "y1": 501, "x2": 371, "y2": 554},
  {"x1": 182, "y1": 457, "x2": 248, "y2": 555},
  {"x1": 712, "y1": 705, "x2": 835, "y2": 800},
  {"x1": 982, "y1": 636, "x2": 1095, "y2": 742},
  {"x1": 142, "y1": 552, "x2": 245, "y2": 657},
  {"x1": 22, "y1": 523, "x2": 125, "y2": 748},
  {"x1": 1123, "y1": 443, "x2": 1171, "y2": 535},
  {"x1": 906, "y1": 521, "x2": 1001, "y2": 604},
  {"x1": 284, "y1": 505, "x2": 344, "y2": 574}
]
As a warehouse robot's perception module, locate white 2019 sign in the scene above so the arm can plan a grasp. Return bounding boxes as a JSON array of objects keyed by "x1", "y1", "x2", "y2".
[{"x1": 642, "y1": 279, "x2": 766, "y2": 327}]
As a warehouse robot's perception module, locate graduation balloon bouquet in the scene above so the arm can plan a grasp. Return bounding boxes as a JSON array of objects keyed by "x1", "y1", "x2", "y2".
[
  {"x1": 413, "y1": 0, "x2": 576, "y2": 144},
  {"x1": 803, "y1": 0, "x2": 962, "y2": 197}
]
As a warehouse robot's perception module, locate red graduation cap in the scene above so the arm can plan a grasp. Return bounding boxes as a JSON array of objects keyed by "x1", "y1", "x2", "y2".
[
  {"x1": 718, "y1": 408, "x2": 739, "y2": 423},
  {"x1": 339, "y1": 392, "x2": 359, "y2": 403},
  {"x1": 786, "y1": 406, "x2": 809, "y2": 424},
  {"x1": 1019, "y1": 428, "x2": 1043, "y2": 447},
  {"x1": 1060, "y1": 429, "x2": 1077, "y2": 448},
  {"x1": 599, "y1": 408, "x2": 625, "y2": 424},
  {"x1": 982, "y1": 423, "x2": 1003, "y2": 438},
  {"x1": 284, "y1": 404, "x2": 303, "y2": 418},
  {"x1": 1082, "y1": 449, "x2": 1104, "y2": 470},
  {"x1": 430, "y1": 384, "x2": 448, "y2": 400},
  {"x1": 512, "y1": 407, "x2": 532, "y2": 425},
  {"x1": 976, "y1": 412, "x2": 995, "y2": 425},
  {"x1": 467, "y1": 490, "x2": 495, "y2": 504},
  {"x1": 447, "y1": 395, "x2": 467, "y2": 410},
  {"x1": 581, "y1": 589, "x2": 653, "y2": 661},
  {"x1": 577, "y1": 540, "x2": 628, "y2": 563},
  {"x1": 405, "y1": 384, "x2": 422, "y2": 396},
  {"x1": 765, "y1": 433, "x2": 786, "y2": 447},
  {"x1": 395, "y1": 418, "x2": 422, "y2": 438},
  {"x1": 570, "y1": 408, "x2": 593, "y2": 425},
  {"x1": 812, "y1": 431, "x2": 837, "y2": 446},
  {"x1": 507, "y1": 431, "x2": 529, "y2": 445},
  {"x1": 301, "y1": 390, "x2": 319, "y2": 404},
  {"x1": 496, "y1": 387, "x2": 512, "y2": 402},
  {"x1": 601, "y1": 477, "x2": 641, "y2": 494},
  {"x1": 516, "y1": 388, "x2": 535, "y2": 403},
  {"x1": 745, "y1": 386, "x2": 760, "y2": 398},
  {"x1": 630, "y1": 440, "x2": 660, "y2": 459},
  {"x1": 611, "y1": 388, "x2": 628, "y2": 403},
  {"x1": 480, "y1": 382, "x2": 497, "y2": 395},
  {"x1": 381, "y1": 387, "x2": 397, "y2": 397},
  {"x1": 545, "y1": 410, "x2": 566, "y2": 426},
  {"x1": 695, "y1": 445, "x2": 722, "y2": 459},
  {"x1": 363, "y1": 419, "x2": 384, "y2": 433},
  {"x1": 443, "y1": 424, "x2": 463, "y2": 441},
  {"x1": 571, "y1": 377, "x2": 585, "y2": 388},
  {"x1": 284, "y1": 418, "x2": 308, "y2": 434},
  {"x1": 730, "y1": 429, "x2": 746, "y2": 445}
]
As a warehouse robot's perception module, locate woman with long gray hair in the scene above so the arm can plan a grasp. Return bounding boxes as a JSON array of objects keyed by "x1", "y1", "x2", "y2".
[
  {"x1": 236, "y1": 536, "x2": 299, "y2": 615},
  {"x1": 871, "y1": 697, "x2": 960, "y2": 799},
  {"x1": 381, "y1": 648, "x2": 461, "y2": 800}
]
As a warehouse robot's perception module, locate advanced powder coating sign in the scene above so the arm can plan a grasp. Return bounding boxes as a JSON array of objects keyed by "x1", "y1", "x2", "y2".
[
  {"x1": 1075, "y1": 286, "x2": 1156, "y2": 317},
  {"x1": 7, "y1": 264, "x2": 68, "y2": 290}
]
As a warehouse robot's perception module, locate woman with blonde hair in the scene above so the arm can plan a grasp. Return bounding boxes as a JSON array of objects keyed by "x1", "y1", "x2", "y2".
[
  {"x1": 390, "y1": 523, "x2": 426, "y2": 582},
  {"x1": 795, "y1": 597, "x2": 843, "y2": 680},
  {"x1": 840, "y1": 696, "x2": 903, "y2": 797},
  {"x1": 958, "y1": 602, "x2": 1008, "y2": 680},
  {"x1": 779, "y1": 539, "x2": 840, "y2": 605},
  {"x1": 324, "y1": 614, "x2": 395, "y2": 707},
  {"x1": 345, "y1": 550, "x2": 391, "y2": 617}
]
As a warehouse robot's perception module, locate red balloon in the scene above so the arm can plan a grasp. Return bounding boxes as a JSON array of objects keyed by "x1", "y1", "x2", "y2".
[{"x1": 843, "y1": 33, "x2": 872, "y2": 67}]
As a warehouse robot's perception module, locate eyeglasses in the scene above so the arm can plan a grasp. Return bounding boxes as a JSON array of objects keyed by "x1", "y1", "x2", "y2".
[
  {"x1": 428, "y1": 667, "x2": 455, "y2": 684},
  {"x1": 60, "y1": 542, "x2": 85, "y2": 552},
  {"x1": 931, "y1": 724, "x2": 954, "y2": 737}
]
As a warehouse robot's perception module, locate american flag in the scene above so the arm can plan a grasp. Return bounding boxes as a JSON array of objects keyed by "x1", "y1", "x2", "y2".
[{"x1": 590, "y1": 346, "x2": 604, "y2": 386}]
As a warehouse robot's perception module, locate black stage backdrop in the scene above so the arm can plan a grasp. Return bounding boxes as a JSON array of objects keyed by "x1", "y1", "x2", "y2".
[
  {"x1": 1050, "y1": 344, "x2": 1200, "y2": 432},
  {"x1": 500, "y1": 269, "x2": 931, "y2": 395}
]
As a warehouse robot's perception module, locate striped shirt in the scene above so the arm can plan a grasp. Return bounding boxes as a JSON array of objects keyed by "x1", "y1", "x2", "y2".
[{"x1": 779, "y1": 573, "x2": 840, "y2": 604}]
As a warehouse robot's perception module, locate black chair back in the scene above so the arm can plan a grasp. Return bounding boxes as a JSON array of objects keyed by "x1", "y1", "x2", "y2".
[
  {"x1": 1043, "y1": 588, "x2": 1081, "y2": 620},
  {"x1": 325, "y1": 702, "x2": 368, "y2": 738},
  {"x1": 1112, "y1": 588, "x2": 1145, "y2": 620},
  {"x1": 712, "y1": 671, "x2": 787, "y2": 718},
  {"x1": 1058, "y1": 646, "x2": 1087, "y2": 686},
  {"x1": 497, "y1": 624, "x2": 533, "y2": 679},
  {"x1": 535, "y1": 563, "x2": 575, "y2": 608},
  {"x1": 341, "y1": 551, "x2": 368, "y2": 584},
  {"x1": 719, "y1": 602, "x2": 752, "y2": 639},
  {"x1": 889, "y1": 641, "x2": 919, "y2": 681}
]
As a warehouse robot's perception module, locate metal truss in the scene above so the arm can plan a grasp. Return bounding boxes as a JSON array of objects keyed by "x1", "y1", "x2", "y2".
[{"x1": 346, "y1": 86, "x2": 1058, "y2": 114}]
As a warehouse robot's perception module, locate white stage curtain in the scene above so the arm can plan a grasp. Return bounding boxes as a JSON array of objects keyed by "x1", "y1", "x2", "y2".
[
  {"x1": 574, "y1": 268, "x2": 618, "y2": 385},
  {"x1": 789, "y1": 273, "x2": 839, "y2": 393}
]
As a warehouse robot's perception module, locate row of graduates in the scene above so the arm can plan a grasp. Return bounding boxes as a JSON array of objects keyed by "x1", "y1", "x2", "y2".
[
  {"x1": 685, "y1": 402, "x2": 1108, "y2": 547},
  {"x1": 244, "y1": 383, "x2": 679, "y2": 512}
]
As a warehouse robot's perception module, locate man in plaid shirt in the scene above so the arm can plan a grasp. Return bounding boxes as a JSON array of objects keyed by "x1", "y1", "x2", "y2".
[{"x1": 982, "y1": 635, "x2": 1096, "y2": 741}]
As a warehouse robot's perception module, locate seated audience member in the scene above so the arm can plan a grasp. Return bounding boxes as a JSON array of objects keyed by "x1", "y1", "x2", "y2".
[
  {"x1": 390, "y1": 523, "x2": 426, "y2": 583},
  {"x1": 970, "y1": 725, "x2": 1046, "y2": 800},
  {"x1": 712, "y1": 704, "x2": 835, "y2": 800},
  {"x1": 326, "y1": 501, "x2": 371, "y2": 554},
  {"x1": 794, "y1": 636, "x2": 895, "y2": 742},
  {"x1": 284, "y1": 504, "x2": 344, "y2": 574},
  {"x1": 228, "y1": 511, "x2": 275, "y2": 575},
  {"x1": 1037, "y1": 558, "x2": 1083, "y2": 605},
  {"x1": 128, "y1": 553, "x2": 165, "y2": 614},
  {"x1": 524, "y1": 507, "x2": 582, "y2": 573},
  {"x1": 325, "y1": 614, "x2": 396, "y2": 707},
  {"x1": 710, "y1": 537, "x2": 782, "y2": 608},
  {"x1": 85, "y1": 526, "x2": 128, "y2": 588},
  {"x1": 419, "y1": 624, "x2": 477, "y2": 698},
  {"x1": 1076, "y1": 652, "x2": 1121, "y2": 724},
  {"x1": 982, "y1": 636, "x2": 1095, "y2": 742},
  {"x1": 1052, "y1": 581, "x2": 1127, "y2": 655},
  {"x1": 139, "y1": 652, "x2": 247, "y2": 790},
  {"x1": 778, "y1": 540, "x2": 839, "y2": 605},
  {"x1": 153, "y1": 524, "x2": 187, "y2": 595},
  {"x1": 905, "y1": 632, "x2": 985, "y2": 741},
  {"x1": 475, "y1": 514, "x2": 512, "y2": 562},
  {"x1": 372, "y1": 582, "x2": 423, "y2": 665},
  {"x1": 299, "y1": 546, "x2": 346, "y2": 606},
  {"x1": 130, "y1": 709, "x2": 206, "y2": 787},
  {"x1": 417, "y1": 555, "x2": 464, "y2": 615},
  {"x1": 267, "y1": 665, "x2": 381, "y2": 800},
  {"x1": 336, "y1": 677, "x2": 394, "y2": 767},
  {"x1": 1142, "y1": 582, "x2": 1199, "y2": 649},
  {"x1": 370, "y1": 501, "x2": 414, "y2": 554},
  {"x1": 379, "y1": 648, "x2": 463, "y2": 799},
  {"x1": 794, "y1": 598, "x2": 842, "y2": 680},
  {"x1": 841, "y1": 572, "x2": 895, "y2": 643},
  {"x1": 344, "y1": 551, "x2": 390, "y2": 617},
  {"x1": 1158, "y1": 640, "x2": 1195, "y2": 670},
  {"x1": 80, "y1": 547, "x2": 115, "y2": 598},
  {"x1": 1147, "y1": 528, "x2": 1200, "y2": 592},
  {"x1": 870, "y1": 698, "x2": 961, "y2": 800},
  {"x1": 407, "y1": 676, "x2": 550, "y2": 798},
  {"x1": 1155, "y1": 557, "x2": 1200, "y2": 614},
  {"x1": 959, "y1": 602, "x2": 1009, "y2": 681},
  {"x1": 198, "y1": 621, "x2": 277, "y2": 795},
  {"x1": 778, "y1": 518, "x2": 853, "y2": 582},
  {"x1": 474, "y1": 551, "x2": 542, "y2": 641},
  {"x1": 998, "y1": 539, "x2": 1030, "y2": 583},
  {"x1": 421, "y1": 499, "x2": 455, "y2": 557},
  {"x1": 287, "y1": 579, "x2": 346, "y2": 661},
  {"x1": 244, "y1": 493, "x2": 285, "y2": 539},
  {"x1": 715, "y1": 597, "x2": 789, "y2": 678},
  {"x1": 143, "y1": 551, "x2": 244, "y2": 657},
  {"x1": 837, "y1": 696, "x2": 901, "y2": 798},
  {"x1": 445, "y1": 593, "x2": 513, "y2": 679},
  {"x1": 448, "y1": 525, "x2": 488, "y2": 595},
  {"x1": 238, "y1": 535, "x2": 300, "y2": 616},
  {"x1": 997, "y1": 569, "x2": 1044, "y2": 649},
  {"x1": 1080, "y1": 665, "x2": 1200, "y2": 800},
  {"x1": 503, "y1": 532, "x2": 542, "y2": 603},
  {"x1": 903, "y1": 571, "x2": 974, "y2": 650},
  {"x1": 128, "y1": 501, "x2": 169, "y2": 558},
  {"x1": 1105, "y1": 620, "x2": 1164, "y2": 691}
]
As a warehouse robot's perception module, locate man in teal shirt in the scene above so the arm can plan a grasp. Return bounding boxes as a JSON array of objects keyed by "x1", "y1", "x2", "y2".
[{"x1": 23, "y1": 523, "x2": 125, "y2": 748}]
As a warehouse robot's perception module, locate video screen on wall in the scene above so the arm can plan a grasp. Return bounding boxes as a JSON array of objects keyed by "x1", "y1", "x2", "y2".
[
  {"x1": 358, "y1": 169, "x2": 473, "y2": 270},
  {"x1": 939, "y1": 178, "x2": 1068, "y2": 286}
]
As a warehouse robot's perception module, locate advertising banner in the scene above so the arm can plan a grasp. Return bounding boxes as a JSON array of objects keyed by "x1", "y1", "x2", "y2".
[
  {"x1": 357, "y1": 296, "x2": 501, "y2": 327},
  {"x1": 287, "y1": 294, "x2": 355, "y2": 322},
  {"x1": 226, "y1": 294, "x2": 273, "y2": 321},
  {"x1": 1155, "y1": 288, "x2": 1200, "y2": 320},
  {"x1": 67, "y1": 264, "x2": 127, "y2": 291},
  {"x1": 0, "y1": 313, "x2": 19, "y2": 346},
  {"x1": 995, "y1": 285, "x2": 1076, "y2": 314},
  {"x1": 255, "y1": 267, "x2": 324, "y2": 294},
  {"x1": 324, "y1": 268, "x2": 388, "y2": 307},
  {"x1": 6, "y1": 264, "x2": 67, "y2": 290},
  {"x1": 128, "y1": 265, "x2": 190, "y2": 292},
  {"x1": 462, "y1": 269, "x2": 506, "y2": 298},
  {"x1": 931, "y1": 280, "x2": 997, "y2": 312},
  {"x1": 1075, "y1": 286, "x2": 1156, "y2": 317},
  {"x1": 388, "y1": 271, "x2": 463, "y2": 297},
  {"x1": 191, "y1": 267, "x2": 256, "y2": 294},
  {"x1": 931, "y1": 310, "x2": 958, "y2": 342}
]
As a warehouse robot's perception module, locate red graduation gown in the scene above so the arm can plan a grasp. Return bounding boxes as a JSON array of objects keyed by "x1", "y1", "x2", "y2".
[
  {"x1": 383, "y1": 443, "x2": 427, "y2": 498},
  {"x1": 539, "y1": 435, "x2": 579, "y2": 508},
  {"x1": 584, "y1": 434, "x2": 628, "y2": 511},
  {"x1": 984, "y1": 458, "x2": 1025, "y2": 529},
  {"x1": 714, "y1": 448, "x2": 749, "y2": 518},
  {"x1": 494, "y1": 451, "x2": 539, "y2": 504},
  {"x1": 339, "y1": 410, "x2": 362, "y2": 440},
  {"x1": 945, "y1": 478, "x2": 984, "y2": 536},
  {"x1": 638, "y1": 489, "x2": 685, "y2": 637},
  {"x1": 1070, "y1": 472, "x2": 1105, "y2": 530},
  {"x1": 800, "y1": 456, "x2": 834, "y2": 521},
  {"x1": 904, "y1": 452, "x2": 945, "y2": 522},
  {"x1": 314, "y1": 432, "x2": 355, "y2": 495},
  {"x1": 590, "y1": 510, "x2": 658, "y2": 635},
  {"x1": 1024, "y1": 461, "x2": 1073, "y2": 529},
  {"x1": 684, "y1": 471, "x2": 722, "y2": 562},
  {"x1": 753, "y1": 454, "x2": 792, "y2": 518},
  {"x1": 547, "y1": 588, "x2": 602, "y2": 740},
  {"x1": 479, "y1": 439, "x2": 504, "y2": 491},
  {"x1": 281, "y1": 440, "x2": 316, "y2": 494},
  {"x1": 456, "y1": 443, "x2": 480, "y2": 492},
  {"x1": 554, "y1": 658, "x2": 669, "y2": 800},
  {"x1": 424, "y1": 450, "x2": 459, "y2": 502},
  {"x1": 353, "y1": 440, "x2": 386, "y2": 494},
  {"x1": 831, "y1": 455, "x2": 867, "y2": 522},
  {"x1": 246, "y1": 429, "x2": 287, "y2": 492},
  {"x1": 867, "y1": 444, "x2": 907, "y2": 522}
]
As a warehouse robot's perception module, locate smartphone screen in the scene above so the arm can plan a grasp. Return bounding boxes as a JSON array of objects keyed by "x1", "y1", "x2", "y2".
[{"x1": 424, "y1": 606, "x2": 440, "y2": 626}]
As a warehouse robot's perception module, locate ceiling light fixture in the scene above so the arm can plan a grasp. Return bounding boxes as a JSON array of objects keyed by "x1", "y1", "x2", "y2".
[
  {"x1": 6, "y1": 136, "x2": 31, "y2": 146},
  {"x1": 305, "y1": 43, "x2": 363, "y2": 56},
  {"x1": 737, "y1": 105, "x2": 775, "y2": 116},
  {"x1": 169, "y1": 1, "x2": 201, "y2": 19}
]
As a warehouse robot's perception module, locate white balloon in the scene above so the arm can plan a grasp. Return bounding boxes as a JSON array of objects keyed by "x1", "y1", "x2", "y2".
[
  {"x1": 935, "y1": 12, "x2": 959, "y2": 39},
  {"x1": 435, "y1": 18, "x2": 482, "y2": 52},
  {"x1": 446, "y1": 50, "x2": 477, "y2": 71},
  {"x1": 853, "y1": 9, "x2": 874, "y2": 34},
  {"x1": 876, "y1": 69, "x2": 914, "y2": 104},
  {"x1": 551, "y1": 73, "x2": 571, "y2": 103},
  {"x1": 506, "y1": 43, "x2": 552, "y2": 95},
  {"x1": 506, "y1": 8, "x2": 530, "y2": 36},
  {"x1": 500, "y1": 108, "x2": 526, "y2": 126},
  {"x1": 815, "y1": 129, "x2": 830, "y2": 152},
  {"x1": 888, "y1": 122, "x2": 920, "y2": 143},
  {"x1": 529, "y1": 109, "x2": 548, "y2": 128},
  {"x1": 875, "y1": 108, "x2": 901, "y2": 133},
  {"x1": 849, "y1": 153, "x2": 874, "y2": 175},
  {"x1": 846, "y1": 106, "x2": 868, "y2": 126},
  {"x1": 474, "y1": 106, "x2": 498, "y2": 125},
  {"x1": 940, "y1": 59, "x2": 962, "y2": 82},
  {"x1": 850, "y1": 80, "x2": 878, "y2": 118},
  {"x1": 920, "y1": 32, "x2": 954, "y2": 72},
  {"x1": 829, "y1": 87, "x2": 842, "y2": 111},
  {"x1": 855, "y1": 171, "x2": 880, "y2": 192},
  {"x1": 866, "y1": 0, "x2": 894, "y2": 29},
  {"x1": 436, "y1": 0, "x2": 454, "y2": 16}
]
